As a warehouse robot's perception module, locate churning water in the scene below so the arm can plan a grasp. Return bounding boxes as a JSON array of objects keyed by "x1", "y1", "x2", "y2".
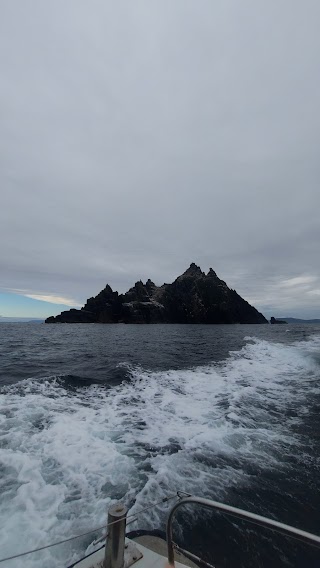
[{"x1": 0, "y1": 323, "x2": 319, "y2": 567}]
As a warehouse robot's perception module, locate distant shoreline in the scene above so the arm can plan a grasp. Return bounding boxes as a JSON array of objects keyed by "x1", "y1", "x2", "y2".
[
  {"x1": 1, "y1": 319, "x2": 320, "y2": 325},
  {"x1": 0, "y1": 318, "x2": 44, "y2": 323}
]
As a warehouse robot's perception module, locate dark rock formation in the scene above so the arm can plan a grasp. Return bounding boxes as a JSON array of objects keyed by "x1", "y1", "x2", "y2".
[
  {"x1": 45, "y1": 263, "x2": 268, "y2": 324},
  {"x1": 270, "y1": 317, "x2": 287, "y2": 324}
]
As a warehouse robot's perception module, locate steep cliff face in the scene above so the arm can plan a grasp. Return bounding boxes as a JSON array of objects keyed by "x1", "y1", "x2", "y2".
[
  {"x1": 159, "y1": 264, "x2": 266, "y2": 324},
  {"x1": 45, "y1": 263, "x2": 267, "y2": 324}
]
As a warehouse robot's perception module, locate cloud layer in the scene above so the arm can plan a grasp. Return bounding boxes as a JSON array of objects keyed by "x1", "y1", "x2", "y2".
[{"x1": 1, "y1": 1, "x2": 320, "y2": 317}]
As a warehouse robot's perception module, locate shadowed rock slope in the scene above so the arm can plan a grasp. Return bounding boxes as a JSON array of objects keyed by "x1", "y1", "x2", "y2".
[{"x1": 45, "y1": 263, "x2": 267, "y2": 324}]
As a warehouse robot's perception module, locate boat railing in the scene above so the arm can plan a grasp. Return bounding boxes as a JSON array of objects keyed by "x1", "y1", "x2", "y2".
[
  {"x1": 1, "y1": 492, "x2": 320, "y2": 567},
  {"x1": 166, "y1": 494, "x2": 320, "y2": 567}
]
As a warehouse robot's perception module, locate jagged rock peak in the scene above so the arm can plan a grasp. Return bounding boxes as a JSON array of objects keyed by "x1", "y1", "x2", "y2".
[
  {"x1": 181, "y1": 263, "x2": 204, "y2": 277},
  {"x1": 207, "y1": 268, "x2": 217, "y2": 278},
  {"x1": 134, "y1": 280, "x2": 145, "y2": 289},
  {"x1": 146, "y1": 278, "x2": 156, "y2": 289}
]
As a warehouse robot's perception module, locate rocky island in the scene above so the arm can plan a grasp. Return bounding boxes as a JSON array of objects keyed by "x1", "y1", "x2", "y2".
[
  {"x1": 45, "y1": 263, "x2": 267, "y2": 324},
  {"x1": 270, "y1": 317, "x2": 287, "y2": 324}
]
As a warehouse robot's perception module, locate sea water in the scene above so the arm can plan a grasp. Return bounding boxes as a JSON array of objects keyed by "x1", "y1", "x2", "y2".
[{"x1": 0, "y1": 323, "x2": 319, "y2": 567}]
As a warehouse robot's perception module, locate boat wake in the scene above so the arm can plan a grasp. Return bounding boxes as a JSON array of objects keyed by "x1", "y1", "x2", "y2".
[{"x1": 0, "y1": 335, "x2": 319, "y2": 567}]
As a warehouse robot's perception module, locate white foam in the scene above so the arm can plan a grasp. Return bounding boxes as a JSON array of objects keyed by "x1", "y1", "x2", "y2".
[{"x1": 0, "y1": 335, "x2": 319, "y2": 567}]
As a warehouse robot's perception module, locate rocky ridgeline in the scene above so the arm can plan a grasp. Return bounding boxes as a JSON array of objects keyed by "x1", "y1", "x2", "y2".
[{"x1": 45, "y1": 263, "x2": 267, "y2": 324}]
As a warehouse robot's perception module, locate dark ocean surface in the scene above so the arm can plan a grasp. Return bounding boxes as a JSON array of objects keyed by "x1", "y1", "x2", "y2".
[{"x1": 0, "y1": 323, "x2": 320, "y2": 567}]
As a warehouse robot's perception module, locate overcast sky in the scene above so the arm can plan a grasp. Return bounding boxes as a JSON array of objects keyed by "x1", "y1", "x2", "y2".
[{"x1": 1, "y1": 0, "x2": 320, "y2": 319}]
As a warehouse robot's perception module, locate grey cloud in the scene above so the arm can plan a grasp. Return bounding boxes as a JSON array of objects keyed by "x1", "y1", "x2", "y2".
[{"x1": 1, "y1": 0, "x2": 320, "y2": 316}]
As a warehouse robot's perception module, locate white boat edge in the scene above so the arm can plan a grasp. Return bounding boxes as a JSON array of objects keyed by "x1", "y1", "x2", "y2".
[{"x1": 71, "y1": 536, "x2": 193, "y2": 568}]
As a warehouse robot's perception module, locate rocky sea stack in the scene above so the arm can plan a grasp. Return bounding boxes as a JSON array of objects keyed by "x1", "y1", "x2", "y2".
[
  {"x1": 46, "y1": 263, "x2": 267, "y2": 324},
  {"x1": 270, "y1": 317, "x2": 287, "y2": 324}
]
